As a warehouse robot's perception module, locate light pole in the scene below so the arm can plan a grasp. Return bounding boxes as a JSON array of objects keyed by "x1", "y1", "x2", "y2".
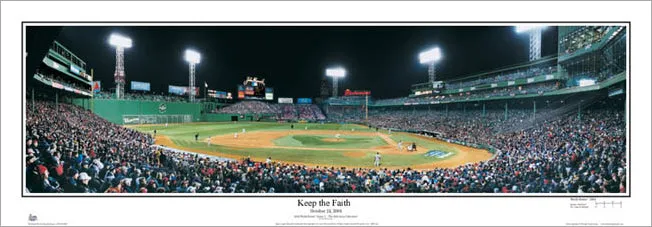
[
  {"x1": 326, "y1": 67, "x2": 346, "y2": 98},
  {"x1": 419, "y1": 47, "x2": 442, "y2": 83},
  {"x1": 515, "y1": 25, "x2": 547, "y2": 61},
  {"x1": 184, "y1": 49, "x2": 201, "y2": 102},
  {"x1": 109, "y1": 34, "x2": 132, "y2": 99}
]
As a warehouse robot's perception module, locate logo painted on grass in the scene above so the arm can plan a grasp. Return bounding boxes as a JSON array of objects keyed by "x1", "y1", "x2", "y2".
[
  {"x1": 424, "y1": 150, "x2": 452, "y2": 158},
  {"x1": 158, "y1": 103, "x2": 167, "y2": 113}
]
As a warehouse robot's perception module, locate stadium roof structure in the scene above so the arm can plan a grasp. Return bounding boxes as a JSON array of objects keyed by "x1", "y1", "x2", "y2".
[{"x1": 443, "y1": 54, "x2": 558, "y2": 83}]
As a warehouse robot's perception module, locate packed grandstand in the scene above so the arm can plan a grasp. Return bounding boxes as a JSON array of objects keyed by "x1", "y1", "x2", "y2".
[
  {"x1": 26, "y1": 97, "x2": 626, "y2": 193},
  {"x1": 25, "y1": 25, "x2": 627, "y2": 193}
]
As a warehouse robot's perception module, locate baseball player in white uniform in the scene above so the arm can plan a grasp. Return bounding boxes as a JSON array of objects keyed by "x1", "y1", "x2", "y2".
[
  {"x1": 397, "y1": 140, "x2": 403, "y2": 152},
  {"x1": 207, "y1": 136, "x2": 211, "y2": 146},
  {"x1": 374, "y1": 152, "x2": 382, "y2": 167},
  {"x1": 234, "y1": 132, "x2": 238, "y2": 139}
]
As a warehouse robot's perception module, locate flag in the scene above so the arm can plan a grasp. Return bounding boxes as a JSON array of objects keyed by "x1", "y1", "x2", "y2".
[{"x1": 205, "y1": 82, "x2": 208, "y2": 88}]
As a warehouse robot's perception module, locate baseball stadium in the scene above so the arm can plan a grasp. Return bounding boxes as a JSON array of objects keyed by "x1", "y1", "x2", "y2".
[{"x1": 24, "y1": 25, "x2": 627, "y2": 194}]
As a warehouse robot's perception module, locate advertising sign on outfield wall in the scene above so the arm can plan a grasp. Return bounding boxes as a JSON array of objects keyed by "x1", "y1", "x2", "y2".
[
  {"x1": 278, "y1": 98, "x2": 293, "y2": 104},
  {"x1": 131, "y1": 81, "x2": 151, "y2": 91},
  {"x1": 169, "y1": 85, "x2": 199, "y2": 96},
  {"x1": 297, "y1": 98, "x2": 313, "y2": 104},
  {"x1": 92, "y1": 81, "x2": 101, "y2": 93}
]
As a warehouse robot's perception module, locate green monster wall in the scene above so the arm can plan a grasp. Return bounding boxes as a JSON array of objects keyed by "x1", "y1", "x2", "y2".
[
  {"x1": 72, "y1": 99, "x2": 278, "y2": 124},
  {"x1": 76, "y1": 99, "x2": 202, "y2": 124}
]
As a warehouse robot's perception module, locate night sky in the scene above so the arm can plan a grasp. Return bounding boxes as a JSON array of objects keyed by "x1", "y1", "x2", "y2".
[{"x1": 53, "y1": 26, "x2": 558, "y2": 99}]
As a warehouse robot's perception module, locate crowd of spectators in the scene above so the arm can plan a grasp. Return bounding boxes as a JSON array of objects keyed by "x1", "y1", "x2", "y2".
[
  {"x1": 364, "y1": 105, "x2": 626, "y2": 193},
  {"x1": 326, "y1": 105, "x2": 366, "y2": 123},
  {"x1": 561, "y1": 26, "x2": 612, "y2": 56},
  {"x1": 36, "y1": 73, "x2": 90, "y2": 92},
  {"x1": 325, "y1": 96, "x2": 369, "y2": 105},
  {"x1": 446, "y1": 66, "x2": 557, "y2": 90},
  {"x1": 275, "y1": 104, "x2": 298, "y2": 120},
  {"x1": 297, "y1": 105, "x2": 326, "y2": 121},
  {"x1": 26, "y1": 102, "x2": 153, "y2": 193},
  {"x1": 310, "y1": 105, "x2": 327, "y2": 120},
  {"x1": 374, "y1": 81, "x2": 560, "y2": 106},
  {"x1": 214, "y1": 102, "x2": 325, "y2": 121},
  {"x1": 215, "y1": 101, "x2": 279, "y2": 115},
  {"x1": 26, "y1": 98, "x2": 626, "y2": 193}
]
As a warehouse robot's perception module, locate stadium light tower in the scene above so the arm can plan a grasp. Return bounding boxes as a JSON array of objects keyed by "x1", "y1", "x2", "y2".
[
  {"x1": 184, "y1": 49, "x2": 201, "y2": 102},
  {"x1": 419, "y1": 47, "x2": 442, "y2": 83},
  {"x1": 109, "y1": 34, "x2": 132, "y2": 99},
  {"x1": 325, "y1": 67, "x2": 346, "y2": 98},
  {"x1": 515, "y1": 25, "x2": 547, "y2": 61}
]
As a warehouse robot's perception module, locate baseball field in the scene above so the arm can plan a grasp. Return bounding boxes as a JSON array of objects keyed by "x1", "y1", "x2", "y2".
[{"x1": 128, "y1": 122, "x2": 493, "y2": 170}]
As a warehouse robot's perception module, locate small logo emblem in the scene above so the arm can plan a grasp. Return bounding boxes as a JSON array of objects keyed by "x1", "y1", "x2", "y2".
[
  {"x1": 29, "y1": 214, "x2": 37, "y2": 222},
  {"x1": 158, "y1": 103, "x2": 167, "y2": 113}
]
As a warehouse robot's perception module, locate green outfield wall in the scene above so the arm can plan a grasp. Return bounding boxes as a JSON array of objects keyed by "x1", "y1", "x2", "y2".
[
  {"x1": 76, "y1": 99, "x2": 202, "y2": 124},
  {"x1": 202, "y1": 113, "x2": 236, "y2": 122},
  {"x1": 72, "y1": 99, "x2": 278, "y2": 124}
]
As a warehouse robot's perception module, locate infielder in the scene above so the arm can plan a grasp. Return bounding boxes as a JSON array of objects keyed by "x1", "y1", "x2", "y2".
[
  {"x1": 234, "y1": 132, "x2": 238, "y2": 139},
  {"x1": 335, "y1": 133, "x2": 341, "y2": 141},
  {"x1": 207, "y1": 136, "x2": 211, "y2": 146},
  {"x1": 242, "y1": 128, "x2": 246, "y2": 134},
  {"x1": 374, "y1": 152, "x2": 382, "y2": 167},
  {"x1": 397, "y1": 140, "x2": 403, "y2": 152}
]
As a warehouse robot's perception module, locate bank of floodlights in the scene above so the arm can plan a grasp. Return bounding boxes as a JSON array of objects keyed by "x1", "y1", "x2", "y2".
[
  {"x1": 515, "y1": 25, "x2": 547, "y2": 61},
  {"x1": 419, "y1": 47, "x2": 442, "y2": 83},
  {"x1": 184, "y1": 49, "x2": 201, "y2": 102},
  {"x1": 326, "y1": 67, "x2": 346, "y2": 98},
  {"x1": 109, "y1": 33, "x2": 132, "y2": 99}
]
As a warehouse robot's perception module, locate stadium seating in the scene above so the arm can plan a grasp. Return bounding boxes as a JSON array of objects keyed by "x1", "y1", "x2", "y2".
[
  {"x1": 215, "y1": 101, "x2": 278, "y2": 115},
  {"x1": 372, "y1": 81, "x2": 561, "y2": 106},
  {"x1": 560, "y1": 26, "x2": 611, "y2": 56},
  {"x1": 325, "y1": 105, "x2": 366, "y2": 123},
  {"x1": 445, "y1": 65, "x2": 557, "y2": 90},
  {"x1": 214, "y1": 101, "x2": 325, "y2": 121},
  {"x1": 25, "y1": 100, "x2": 626, "y2": 193}
]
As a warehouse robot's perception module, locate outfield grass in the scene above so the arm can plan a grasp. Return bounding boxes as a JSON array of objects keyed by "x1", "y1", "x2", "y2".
[
  {"x1": 131, "y1": 122, "x2": 375, "y2": 140},
  {"x1": 273, "y1": 134, "x2": 388, "y2": 149},
  {"x1": 130, "y1": 122, "x2": 461, "y2": 168},
  {"x1": 171, "y1": 138, "x2": 443, "y2": 168}
]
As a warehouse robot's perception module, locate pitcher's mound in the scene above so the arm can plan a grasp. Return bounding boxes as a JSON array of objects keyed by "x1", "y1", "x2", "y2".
[{"x1": 322, "y1": 138, "x2": 345, "y2": 143}]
